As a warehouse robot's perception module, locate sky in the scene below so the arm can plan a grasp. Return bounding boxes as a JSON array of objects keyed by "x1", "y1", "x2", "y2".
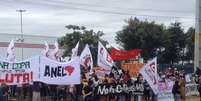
[{"x1": 0, "y1": 0, "x2": 196, "y2": 47}]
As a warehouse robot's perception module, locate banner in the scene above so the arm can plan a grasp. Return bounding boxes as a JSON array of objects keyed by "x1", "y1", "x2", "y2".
[
  {"x1": 140, "y1": 57, "x2": 159, "y2": 94},
  {"x1": 121, "y1": 63, "x2": 144, "y2": 77},
  {"x1": 39, "y1": 56, "x2": 80, "y2": 85},
  {"x1": 97, "y1": 42, "x2": 113, "y2": 70},
  {"x1": 80, "y1": 44, "x2": 93, "y2": 73},
  {"x1": 0, "y1": 56, "x2": 39, "y2": 85},
  {"x1": 157, "y1": 80, "x2": 174, "y2": 101},
  {"x1": 111, "y1": 48, "x2": 141, "y2": 60},
  {"x1": 95, "y1": 83, "x2": 144, "y2": 95}
]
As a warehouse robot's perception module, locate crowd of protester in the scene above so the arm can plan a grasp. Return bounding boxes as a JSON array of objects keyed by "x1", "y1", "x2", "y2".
[{"x1": 1, "y1": 66, "x2": 201, "y2": 101}]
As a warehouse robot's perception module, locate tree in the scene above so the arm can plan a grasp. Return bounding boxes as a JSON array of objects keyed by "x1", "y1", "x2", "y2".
[
  {"x1": 161, "y1": 22, "x2": 185, "y2": 64},
  {"x1": 115, "y1": 18, "x2": 166, "y2": 61},
  {"x1": 59, "y1": 25, "x2": 107, "y2": 64},
  {"x1": 185, "y1": 27, "x2": 195, "y2": 63}
]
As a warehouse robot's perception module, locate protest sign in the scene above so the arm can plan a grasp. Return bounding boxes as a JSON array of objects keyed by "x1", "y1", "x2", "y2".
[
  {"x1": 0, "y1": 56, "x2": 39, "y2": 85},
  {"x1": 39, "y1": 56, "x2": 81, "y2": 85},
  {"x1": 95, "y1": 83, "x2": 144, "y2": 95}
]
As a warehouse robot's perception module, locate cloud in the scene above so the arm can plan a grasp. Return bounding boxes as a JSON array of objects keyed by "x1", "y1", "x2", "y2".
[{"x1": 0, "y1": 0, "x2": 195, "y2": 47}]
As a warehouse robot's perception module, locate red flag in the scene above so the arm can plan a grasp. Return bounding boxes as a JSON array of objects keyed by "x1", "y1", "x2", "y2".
[{"x1": 110, "y1": 48, "x2": 141, "y2": 60}]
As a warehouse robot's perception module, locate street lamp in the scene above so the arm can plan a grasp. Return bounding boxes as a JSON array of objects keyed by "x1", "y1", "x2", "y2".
[{"x1": 16, "y1": 9, "x2": 26, "y2": 60}]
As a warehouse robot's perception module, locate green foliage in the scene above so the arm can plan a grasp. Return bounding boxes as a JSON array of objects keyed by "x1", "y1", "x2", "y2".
[
  {"x1": 116, "y1": 18, "x2": 165, "y2": 60},
  {"x1": 59, "y1": 25, "x2": 107, "y2": 64},
  {"x1": 160, "y1": 22, "x2": 186, "y2": 64},
  {"x1": 116, "y1": 18, "x2": 194, "y2": 64},
  {"x1": 185, "y1": 27, "x2": 195, "y2": 63}
]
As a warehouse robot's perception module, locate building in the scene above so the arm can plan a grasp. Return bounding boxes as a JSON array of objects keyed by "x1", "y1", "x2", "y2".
[{"x1": 0, "y1": 33, "x2": 61, "y2": 61}]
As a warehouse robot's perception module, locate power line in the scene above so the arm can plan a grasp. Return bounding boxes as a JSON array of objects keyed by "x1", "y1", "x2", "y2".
[
  {"x1": 0, "y1": 0, "x2": 196, "y2": 20},
  {"x1": 43, "y1": 0, "x2": 193, "y2": 13},
  {"x1": 17, "y1": 0, "x2": 196, "y2": 19}
]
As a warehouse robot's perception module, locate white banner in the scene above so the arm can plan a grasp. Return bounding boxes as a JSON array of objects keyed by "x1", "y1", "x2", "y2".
[
  {"x1": 140, "y1": 57, "x2": 159, "y2": 94},
  {"x1": 80, "y1": 44, "x2": 93, "y2": 73},
  {"x1": 39, "y1": 56, "x2": 81, "y2": 85},
  {"x1": 97, "y1": 42, "x2": 113, "y2": 70},
  {"x1": 0, "y1": 56, "x2": 39, "y2": 85}
]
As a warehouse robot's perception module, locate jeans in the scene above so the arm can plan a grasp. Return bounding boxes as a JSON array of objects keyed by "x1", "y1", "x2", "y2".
[
  {"x1": 32, "y1": 91, "x2": 40, "y2": 101},
  {"x1": 0, "y1": 96, "x2": 8, "y2": 101},
  {"x1": 84, "y1": 96, "x2": 92, "y2": 101},
  {"x1": 174, "y1": 94, "x2": 180, "y2": 101}
]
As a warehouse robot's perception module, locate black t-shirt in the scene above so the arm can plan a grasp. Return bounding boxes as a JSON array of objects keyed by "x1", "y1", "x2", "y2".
[
  {"x1": 83, "y1": 85, "x2": 92, "y2": 96},
  {"x1": 40, "y1": 83, "x2": 48, "y2": 96},
  {"x1": 32, "y1": 82, "x2": 40, "y2": 92},
  {"x1": 75, "y1": 84, "x2": 82, "y2": 95}
]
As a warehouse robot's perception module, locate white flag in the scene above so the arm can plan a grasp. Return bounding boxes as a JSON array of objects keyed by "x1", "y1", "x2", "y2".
[
  {"x1": 97, "y1": 42, "x2": 113, "y2": 70},
  {"x1": 71, "y1": 41, "x2": 79, "y2": 58},
  {"x1": 41, "y1": 41, "x2": 49, "y2": 57},
  {"x1": 80, "y1": 44, "x2": 93, "y2": 73},
  {"x1": 49, "y1": 41, "x2": 59, "y2": 60},
  {"x1": 140, "y1": 57, "x2": 159, "y2": 94},
  {"x1": 7, "y1": 40, "x2": 15, "y2": 62}
]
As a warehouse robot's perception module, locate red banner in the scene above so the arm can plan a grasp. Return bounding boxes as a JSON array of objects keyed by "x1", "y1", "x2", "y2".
[{"x1": 110, "y1": 48, "x2": 141, "y2": 60}]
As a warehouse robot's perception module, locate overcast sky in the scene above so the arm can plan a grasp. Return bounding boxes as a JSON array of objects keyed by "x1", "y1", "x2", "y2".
[{"x1": 0, "y1": 0, "x2": 195, "y2": 47}]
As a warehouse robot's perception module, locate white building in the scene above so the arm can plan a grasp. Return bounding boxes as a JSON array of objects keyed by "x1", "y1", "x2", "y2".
[{"x1": 0, "y1": 33, "x2": 62, "y2": 61}]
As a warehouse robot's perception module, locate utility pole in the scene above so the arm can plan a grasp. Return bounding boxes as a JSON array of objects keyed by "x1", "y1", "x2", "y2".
[
  {"x1": 16, "y1": 9, "x2": 26, "y2": 60},
  {"x1": 194, "y1": 0, "x2": 201, "y2": 72}
]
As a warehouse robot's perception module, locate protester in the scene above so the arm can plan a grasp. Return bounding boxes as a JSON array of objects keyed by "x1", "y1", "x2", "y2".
[
  {"x1": 0, "y1": 83, "x2": 9, "y2": 101},
  {"x1": 40, "y1": 83, "x2": 48, "y2": 101},
  {"x1": 179, "y1": 76, "x2": 186, "y2": 100},
  {"x1": 69, "y1": 85, "x2": 76, "y2": 101},
  {"x1": 82, "y1": 80, "x2": 93, "y2": 101},
  {"x1": 144, "y1": 80, "x2": 151, "y2": 101},
  {"x1": 16, "y1": 84, "x2": 23, "y2": 101},
  {"x1": 92, "y1": 75, "x2": 100, "y2": 101},
  {"x1": 197, "y1": 76, "x2": 201, "y2": 101},
  {"x1": 32, "y1": 82, "x2": 41, "y2": 101},
  {"x1": 172, "y1": 80, "x2": 181, "y2": 101},
  {"x1": 134, "y1": 74, "x2": 143, "y2": 101}
]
